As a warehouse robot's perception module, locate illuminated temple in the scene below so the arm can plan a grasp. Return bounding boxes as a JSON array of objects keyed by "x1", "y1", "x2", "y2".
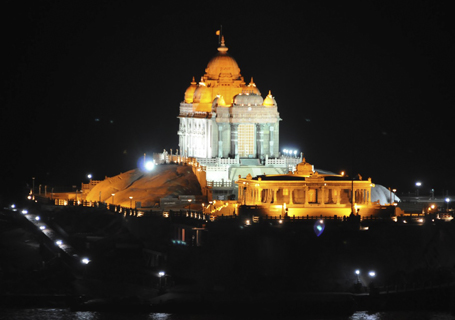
[
  {"x1": 169, "y1": 33, "x2": 398, "y2": 210},
  {"x1": 176, "y1": 36, "x2": 301, "y2": 199}
]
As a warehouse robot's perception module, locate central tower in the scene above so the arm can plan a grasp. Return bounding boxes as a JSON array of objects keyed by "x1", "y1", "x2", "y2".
[{"x1": 177, "y1": 36, "x2": 281, "y2": 161}]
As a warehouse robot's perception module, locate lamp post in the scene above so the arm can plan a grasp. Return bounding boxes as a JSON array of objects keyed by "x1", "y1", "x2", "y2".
[
  {"x1": 415, "y1": 182, "x2": 422, "y2": 196},
  {"x1": 159, "y1": 271, "x2": 165, "y2": 288},
  {"x1": 129, "y1": 196, "x2": 133, "y2": 208},
  {"x1": 111, "y1": 193, "x2": 115, "y2": 205},
  {"x1": 446, "y1": 198, "x2": 450, "y2": 212},
  {"x1": 188, "y1": 199, "x2": 192, "y2": 212},
  {"x1": 355, "y1": 270, "x2": 360, "y2": 283},
  {"x1": 389, "y1": 188, "x2": 396, "y2": 205},
  {"x1": 368, "y1": 271, "x2": 376, "y2": 294}
]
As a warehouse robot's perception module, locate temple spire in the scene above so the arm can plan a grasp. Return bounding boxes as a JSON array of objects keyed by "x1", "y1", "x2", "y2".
[
  {"x1": 218, "y1": 35, "x2": 228, "y2": 53},
  {"x1": 216, "y1": 26, "x2": 223, "y2": 45}
]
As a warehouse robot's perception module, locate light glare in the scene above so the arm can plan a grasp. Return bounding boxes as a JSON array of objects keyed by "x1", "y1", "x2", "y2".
[{"x1": 145, "y1": 161, "x2": 155, "y2": 171}]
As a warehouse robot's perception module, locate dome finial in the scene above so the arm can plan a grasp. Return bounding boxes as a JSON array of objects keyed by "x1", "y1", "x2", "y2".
[
  {"x1": 218, "y1": 36, "x2": 228, "y2": 53},
  {"x1": 216, "y1": 26, "x2": 223, "y2": 45}
]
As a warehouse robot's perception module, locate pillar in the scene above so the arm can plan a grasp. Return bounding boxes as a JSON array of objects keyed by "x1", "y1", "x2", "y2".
[
  {"x1": 304, "y1": 185, "x2": 309, "y2": 205},
  {"x1": 218, "y1": 124, "x2": 223, "y2": 158},
  {"x1": 230, "y1": 124, "x2": 238, "y2": 158},
  {"x1": 269, "y1": 125, "x2": 274, "y2": 157},
  {"x1": 256, "y1": 123, "x2": 265, "y2": 159},
  {"x1": 320, "y1": 186, "x2": 325, "y2": 206}
]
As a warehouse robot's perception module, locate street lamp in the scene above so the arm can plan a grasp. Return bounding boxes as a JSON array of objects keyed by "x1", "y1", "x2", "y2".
[
  {"x1": 129, "y1": 196, "x2": 133, "y2": 208},
  {"x1": 415, "y1": 182, "x2": 422, "y2": 196},
  {"x1": 159, "y1": 271, "x2": 165, "y2": 287},
  {"x1": 355, "y1": 269, "x2": 360, "y2": 283},
  {"x1": 111, "y1": 193, "x2": 115, "y2": 205},
  {"x1": 446, "y1": 198, "x2": 450, "y2": 212},
  {"x1": 188, "y1": 199, "x2": 192, "y2": 212},
  {"x1": 389, "y1": 188, "x2": 396, "y2": 205}
]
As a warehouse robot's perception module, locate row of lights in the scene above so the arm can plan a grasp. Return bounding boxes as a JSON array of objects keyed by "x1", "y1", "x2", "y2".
[
  {"x1": 355, "y1": 269, "x2": 376, "y2": 283},
  {"x1": 415, "y1": 182, "x2": 452, "y2": 203},
  {"x1": 282, "y1": 149, "x2": 298, "y2": 157},
  {"x1": 15, "y1": 205, "x2": 91, "y2": 266}
]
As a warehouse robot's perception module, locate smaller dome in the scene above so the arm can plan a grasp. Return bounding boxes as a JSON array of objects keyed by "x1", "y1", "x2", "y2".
[
  {"x1": 193, "y1": 79, "x2": 213, "y2": 112},
  {"x1": 184, "y1": 77, "x2": 198, "y2": 103},
  {"x1": 242, "y1": 77, "x2": 261, "y2": 95},
  {"x1": 233, "y1": 93, "x2": 264, "y2": 106},
  {"x1": 263, "y1": 90, "x2": 277, "y2": 107},
  {"x1": 193, "y1": 80, "x2": 212, "y2": 104}
]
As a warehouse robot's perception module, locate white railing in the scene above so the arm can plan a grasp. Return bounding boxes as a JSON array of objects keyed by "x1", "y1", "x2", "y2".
[
  {"x1": 265, "y1": 158, "x2": 286, "y2": 165},
  {"x1": 206, "y1": 166, "x2": 229, "y2": 172},
  {"x1": 196, "y1": 157, "x2": 239, "y2": 165},
  {"x1": 197, "y1": 158, "x2": 218, "y2": 164},
  {"x1": 218, "y1": 158, "x2": 239, "y2": 165},
  {"x1": 207, "y1": 181, "x2": 233, "y2": 188},
  {"x1": 265, "y1": 157, "x2": 301, "y2": 166}
]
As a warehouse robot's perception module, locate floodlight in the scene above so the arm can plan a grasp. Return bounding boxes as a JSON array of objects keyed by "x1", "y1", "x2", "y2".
[{"x1": 145, "y1": 161, "x2": 155, "y2": 171}]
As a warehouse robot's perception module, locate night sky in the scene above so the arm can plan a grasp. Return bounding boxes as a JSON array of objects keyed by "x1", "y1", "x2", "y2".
[{"x1": 2, "y1": 1, "x2": 454, "y2": 202}]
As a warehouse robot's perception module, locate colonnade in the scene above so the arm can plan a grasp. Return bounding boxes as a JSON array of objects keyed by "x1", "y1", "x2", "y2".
[{"x1": 240, "y1": 185, "x2": 372, "y2": 207}]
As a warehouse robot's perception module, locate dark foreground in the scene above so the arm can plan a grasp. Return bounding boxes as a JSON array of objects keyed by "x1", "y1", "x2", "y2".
[
  {"x1": 1, "y1": 308, "x2": 454, "y2": 320},
  {"x1": 1, "y1": 202, "x2": 455, "y2": 316}
]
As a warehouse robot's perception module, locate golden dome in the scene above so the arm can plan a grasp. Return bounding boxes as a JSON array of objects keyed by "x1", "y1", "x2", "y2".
[
  {"x1": 193, "y1": 80, "x2": 213, "y2": 112},
  {"x1": 205, "y1": 37, "x2": 241, "y2": 80},
  {"x1": 184, "y1": 77, "x2": 197, "y2": 103},
  {"x1": 242, "y1": 77, "x2": 261, "y2": 95},
  {"x1": 263, "y1": 90, "x2": 277, "y2": 107}
]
